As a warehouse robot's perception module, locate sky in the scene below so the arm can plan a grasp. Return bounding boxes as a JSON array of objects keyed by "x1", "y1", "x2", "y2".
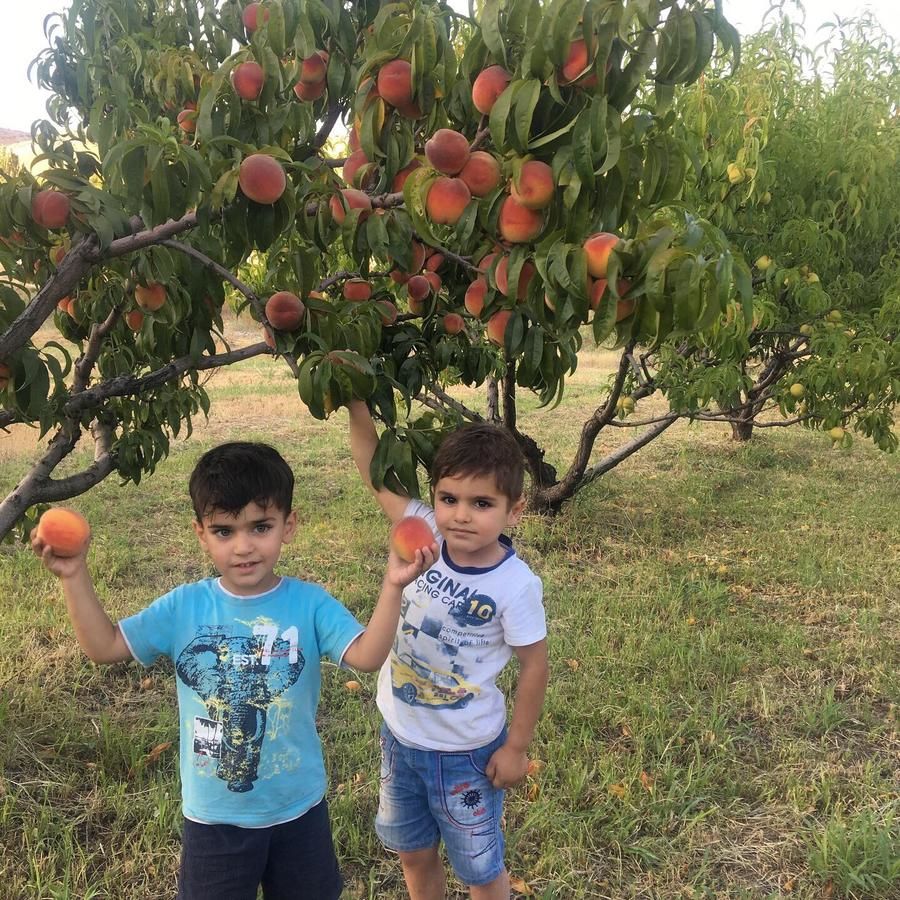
[{"x1": 0, "y1": 1, "x2": 897, "y2": 134}]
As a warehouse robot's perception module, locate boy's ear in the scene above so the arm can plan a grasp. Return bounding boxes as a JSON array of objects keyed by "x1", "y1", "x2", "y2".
[
  {"x1": 192, "y1": 518, "x2": 209, "y2": 551},
  {"x1": 507, "y1": 495, "x2": 526, "y2": 525},
  {"x1": 282, "y1": 510, "x2": 298, "y2": 543}
]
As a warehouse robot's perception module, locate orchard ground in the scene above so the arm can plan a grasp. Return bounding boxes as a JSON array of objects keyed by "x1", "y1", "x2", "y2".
[{"x1": 0, "y1": 313, "x2": 897, "y2": 899}]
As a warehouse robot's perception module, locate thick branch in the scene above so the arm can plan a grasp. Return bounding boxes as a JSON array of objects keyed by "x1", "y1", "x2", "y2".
[
  {"x1": 422, "y1": 384, "x2": 484, "y2": 422},
  {"x1": 502, "y1": 359, "x2": 516, "y2": 431},
  {"x1": 578, "y1": 413, "x2": 680, "y2": 487},
  {"x1": 314, "y1": 101, "x2": 345, "y2": 150},
  {"x1": 100, "y1": 213, "x2": 199, "y2": 260},
  {"x1": 528, "y1": 348, "x2": 634, "y2": 510}
]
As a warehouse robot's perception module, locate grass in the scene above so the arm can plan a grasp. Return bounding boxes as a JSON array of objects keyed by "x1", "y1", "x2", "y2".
[{"x1": 0, "y1": 321, "x2": 897, "y2": 898}]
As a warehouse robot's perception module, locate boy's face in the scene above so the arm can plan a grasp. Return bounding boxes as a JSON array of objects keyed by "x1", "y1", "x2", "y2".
[
  {"x1": 433, "y1": 472, "x2": 524, "y2": 568},
  {"x1": 193, "y1": 501, "x2": 297, "y2": 596}
]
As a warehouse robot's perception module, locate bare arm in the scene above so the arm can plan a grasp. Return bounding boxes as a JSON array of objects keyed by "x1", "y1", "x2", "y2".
[
  {"x1": 347, "y1": 399, "x2": 411, "y2": 523},
  {"x1": 342, "y1": 544, "x2": 438, "y2": 672},
  {"x1": 31, "y1": 533, "x2": 132, "y2": 664},
  {"x1": 485, "y1": 639, "x2": 549, "y2": 788}
]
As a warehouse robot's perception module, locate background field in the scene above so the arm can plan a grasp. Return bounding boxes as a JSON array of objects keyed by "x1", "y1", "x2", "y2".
[{"x1": 0, "y1": 320, "x2": 897, "y2": 899}]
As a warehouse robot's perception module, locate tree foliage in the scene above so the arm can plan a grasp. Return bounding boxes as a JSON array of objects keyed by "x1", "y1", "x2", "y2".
[{"x1": 0, "y1": 0, "x2": 895, "y2": 533}]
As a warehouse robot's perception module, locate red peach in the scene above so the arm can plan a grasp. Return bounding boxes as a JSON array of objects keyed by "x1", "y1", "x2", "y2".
[
  {"x1": 232, "y1": 61, "x2": 265, "y2": 101},
  {"x1": 239, "y1": 154, "x2": 287, "y2": 204},
  {"x1": 495, "y1": 258, "x2": 536, "y2": 301},
  {"x1": 425, "y1": 177, "x2": 471, "y2": 225},
  {"x1": 342, "y1": 149, "x2": 370, "y2": 188},
  {"x1": 294, "y1": 79, "x2": 326, "y2": 102},
  {"x1": 36, "y1": 507, "x2": 91, "y2": 558},
  {"x1": 376, "y1": 300, "x2": 398, "y2": 325},
  {"x1": 265, "y1": 291, "x2": 305, "y2": 330},
  {"x1": 583, "y1": 232, "x2": 619, "y2": 278},
  {"x1": 241, "y1": 2, "x2": 269, "y2": 33},
  {"x1": 135, "y1": 283, "x2": 166, "y2": 311},
  {"x1": 424, "y1": 252, "x2": 444, "y2": 272},
  {"x1": 390, "y1": 515, "x2": 435, "y2": 562},
  {"x1": 329, "y1": 188, "x2": 372, "y2": 224},
  {"x1": 177, "y1": 104, "x2": 198, "y2": 132},
  {"x1": 464, "y1": 278, "x2": 488, "y2": 317},
  {"x1": 498, "y1": 195, "x2": 543, "y2": 243},
  {"x1": 510, "y1": 160, "x2": 555, "y2": 210},
  {"x1": 486, "y1": 310, "x2": 513, "y2": 346},
  {"x1": 424, "y1": 271, "x2": 442, "y2": 294},
  {"x1": 472, "y1": 65, "x2": 512, "y2": 115},
  {"x1": 459, "y1": 151, "x2": 502, "y2": 198},
  {"x1": 377, "y1": 59, "x2": 413, "y2": 108},
  {"x1": 31, "y1": 190, "x2": 71, "y2": 230},
  {"x1": 424, "y1": 129, "x2": 471, "y2": 175},
  {"x1": 559, "y1": 38, "x2": 590, "y2": 85},
  {"x1": 443, "y1": 313, "x2": 465, "y2": 335},
  {"x1": 300, "y1": 51, "x2": 328, "y2": 85},
  {"x1": 125, "y1": 310, "x2": 144, "y2": 331},
  {"x1": 391, "y1": 158, "x2": 422, "y2": 192},
  {"x1": 407, "y1": 274, "x2": 431, "y2": 304},
  {"x1": 343, "y1": 278, "x2": 372, "y2": 301}
]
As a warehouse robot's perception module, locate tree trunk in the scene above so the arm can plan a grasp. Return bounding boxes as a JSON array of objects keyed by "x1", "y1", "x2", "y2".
[
  {"x1": 730, "y1": 418, "x2": 754, "y2": 441},
  {"x1": 486, "y1": 377, "x2": 499, "y2": 424}
]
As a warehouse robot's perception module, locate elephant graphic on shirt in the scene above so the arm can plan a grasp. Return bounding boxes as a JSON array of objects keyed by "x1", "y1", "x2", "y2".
[{"x1": 176, "y1": 631, "x2": 304, "y2": 792}]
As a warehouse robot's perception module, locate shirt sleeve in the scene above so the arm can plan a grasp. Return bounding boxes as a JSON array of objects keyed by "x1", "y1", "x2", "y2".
[
  {"x1": 404, "y1": 498, "x2": 440, "y2": 540},
  {"x1": 501, "y1": 574, "x2": 547, "y2": 647},
  {"x1": 313, "y1": 589, "x2": 366, "y2": 665},
  {"x1": 118, "y1": 588, "x2": 180, "y2": 666}
]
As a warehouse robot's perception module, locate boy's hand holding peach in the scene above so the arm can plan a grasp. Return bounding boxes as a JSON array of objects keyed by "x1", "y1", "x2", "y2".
[{"x1": 31, "y1": 508, "x2": 92, "y2": 577}]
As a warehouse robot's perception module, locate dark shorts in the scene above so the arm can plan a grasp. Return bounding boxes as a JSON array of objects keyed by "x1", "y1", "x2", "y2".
[{"x1": 177, "y1": 799, "x2": 342, "y2": 900}]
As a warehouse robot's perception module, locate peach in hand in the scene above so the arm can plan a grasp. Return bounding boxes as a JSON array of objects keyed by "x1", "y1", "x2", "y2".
[
  {"x1": 36, "y1": 507, "x2": 91, "y2": 557},
  {"x1": 390, "y1": 516, "x2": 436, "y2": 563}
]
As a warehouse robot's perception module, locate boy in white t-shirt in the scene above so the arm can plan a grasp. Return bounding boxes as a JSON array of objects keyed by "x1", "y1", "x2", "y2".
[{"x1": 347, "y1": 401, "x2": 549, "y2": 900}]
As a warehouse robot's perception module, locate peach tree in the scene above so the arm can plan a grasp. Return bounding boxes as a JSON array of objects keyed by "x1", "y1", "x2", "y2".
[
  {"x1": 617, "y1": 12, "x2": 899, "y2": 451},
  {"x1": 0, "y1": 0, "x2": 757, "y2": 534}
]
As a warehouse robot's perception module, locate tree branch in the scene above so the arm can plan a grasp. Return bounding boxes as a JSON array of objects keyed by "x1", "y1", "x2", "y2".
[{"x1": 63, "y1": 342, "x2": 271, "y2": 416}]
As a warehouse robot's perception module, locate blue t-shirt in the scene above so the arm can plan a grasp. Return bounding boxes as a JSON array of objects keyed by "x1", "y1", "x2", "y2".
[{"x1": 119, "y1": 576, "x2": 364, "y2": 827}]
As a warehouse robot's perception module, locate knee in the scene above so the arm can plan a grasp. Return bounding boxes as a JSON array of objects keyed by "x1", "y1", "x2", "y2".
[{"x1": 399, "y1": 845, "x2": 441, "y2": 874}]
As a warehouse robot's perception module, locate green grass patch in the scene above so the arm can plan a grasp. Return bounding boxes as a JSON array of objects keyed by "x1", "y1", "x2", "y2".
[{"x1": 0, "y1": 347, "x2": 897, "y2": 898}]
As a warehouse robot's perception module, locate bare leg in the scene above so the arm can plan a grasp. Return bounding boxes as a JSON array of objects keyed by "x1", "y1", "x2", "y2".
[
  {"x1": 469, "y1": 868, "x2": 510, "y2": 900},
  {"x1": 399, "y1": 847, "x2": 446, "y2": 900}
]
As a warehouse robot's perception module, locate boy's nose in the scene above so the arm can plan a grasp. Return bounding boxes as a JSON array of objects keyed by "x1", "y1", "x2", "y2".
[{"x1": 234, "y1": 532, "x2": 254, "y2": 554}]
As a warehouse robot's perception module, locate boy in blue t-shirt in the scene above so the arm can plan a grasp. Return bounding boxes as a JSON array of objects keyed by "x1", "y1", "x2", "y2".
[
  {"x1": 347, "y1": 402, "x2": 549, "y2": 900},
  {"x1": 32, "y1": 441, "x2": 436, "y2": 900}
]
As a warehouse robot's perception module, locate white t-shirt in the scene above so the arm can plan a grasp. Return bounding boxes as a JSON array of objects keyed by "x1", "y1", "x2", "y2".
[{"x1": 376, "y1": 499, "x2": 546, "y2": 751}]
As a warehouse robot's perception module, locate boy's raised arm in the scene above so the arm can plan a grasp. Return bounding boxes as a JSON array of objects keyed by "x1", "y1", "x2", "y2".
[
  {"x1": 31, "y1": 533, "x2": 133, "y2": 664},
  {"x1": 347, "y1": 400, "x2": 411, "y2": 523}
]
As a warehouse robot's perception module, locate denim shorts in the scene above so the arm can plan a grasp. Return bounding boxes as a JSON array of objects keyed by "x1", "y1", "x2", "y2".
[
  {"x1": 178, "y1": 799, "x2": 342, "y2": 900},
  {"x1": 375, "y1": 723, "x2": 507, "y2": 886}
]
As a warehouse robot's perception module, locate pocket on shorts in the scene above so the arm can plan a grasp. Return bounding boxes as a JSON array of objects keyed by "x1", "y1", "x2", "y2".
[
  {"x1": 379, "y1": 724, "x2": 397, "y2": 786},
  {"x1": 437, "y1": 750, "x2": 498, "y2": 830}
]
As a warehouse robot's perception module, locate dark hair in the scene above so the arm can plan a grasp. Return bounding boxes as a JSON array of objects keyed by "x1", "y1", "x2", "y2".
[
  {"x1": 430, "y1": 423, "x2": 525, "y2": 503},
  {"x1": 189, "y1": 442, "x2": 294, "y2": 520}
]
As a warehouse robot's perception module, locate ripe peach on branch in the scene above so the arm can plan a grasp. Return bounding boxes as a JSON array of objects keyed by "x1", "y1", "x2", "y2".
[{"x1": 239, "y1": 155, "x2": 287, "y2": 205}]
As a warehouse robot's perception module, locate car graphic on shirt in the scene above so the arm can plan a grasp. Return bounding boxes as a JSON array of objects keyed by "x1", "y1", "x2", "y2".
[{"x1": 391, "y1": 652, "x2": 480, "y2": 709}]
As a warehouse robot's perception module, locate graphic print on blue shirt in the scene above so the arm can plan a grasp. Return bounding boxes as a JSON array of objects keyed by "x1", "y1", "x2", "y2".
[{"x1": 175, "y1": 627, "x2": 304, "y2": 793}]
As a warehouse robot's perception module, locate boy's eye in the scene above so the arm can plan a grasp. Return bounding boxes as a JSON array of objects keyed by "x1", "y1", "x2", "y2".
[
  {"x1": 254, "y1": 524, "x2": 272, "y2": 533},
  {"x1": 440, "y1": 496, "x2": 456, "y2": 505},
  {"x1": 212, "y1": 528, "x2": 231, "y2": 537},
  {"x1": 476, "y1": 500, "x2": 492, "y2": 509}
]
